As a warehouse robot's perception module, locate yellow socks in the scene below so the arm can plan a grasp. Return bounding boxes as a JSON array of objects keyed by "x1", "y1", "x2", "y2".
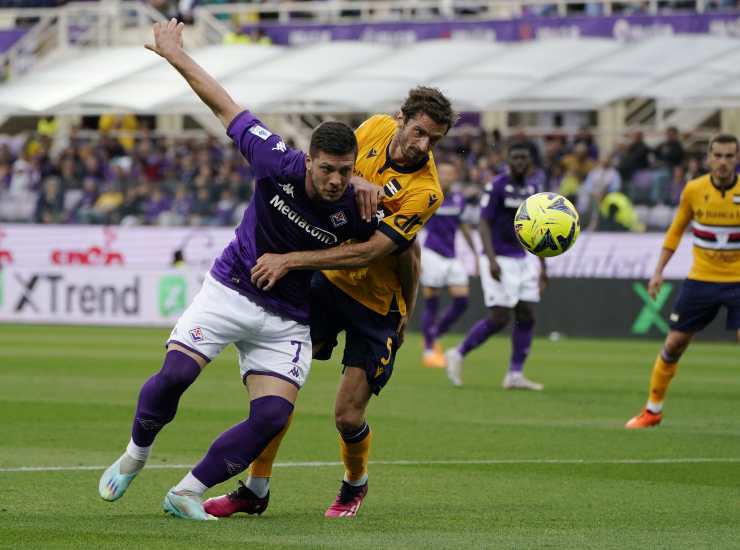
[
  {"x1": 340, "y1": 423, "x2": 372, "y2": 484},
  {"x1": 249, "y1": 413, "x2": 293, "y2": 478},
  {"x1": 646, "y1": 353, "x2": 679, "y2": 413}
]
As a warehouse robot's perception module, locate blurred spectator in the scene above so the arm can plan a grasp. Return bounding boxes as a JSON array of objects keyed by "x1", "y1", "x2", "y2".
[
  {"x1": 559, "y1": 141, "x2": 595, "y2": 203},
  {"x1": 572, "y1": 125, "x2": 599, "y2": 160},
  {"x1": 617, "y1": 131, "x2": 651, "y2": 183},
  {"x1": 578, "y1": 155, "x2": 622, "y2": 231},
  {"x1": 99, "y1": 113, "x2": 139, "y2": 152},
  {"x1": 599, "y1": 192, "x2": 645, "y2": 232},
  {"x1": 142, "y1": 186, "x2": 172, "y2": 225},
  {"x1": 92, "y1": 182, "x2": 124, "y2": 224},
  {"x1": 190, "y1": 186, "x2": 215, "y2": 225},
  {"x1": 69, "y1": 177, "x2": 99, "y2": 223},
  {"x1": 34, "y1": 176, "x2": 65, "y2": 223},
  {"x1": 654, "y1": 126, "x2": 685, "y2": 170}
]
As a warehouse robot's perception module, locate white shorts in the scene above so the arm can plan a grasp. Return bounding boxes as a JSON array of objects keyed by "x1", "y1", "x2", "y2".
[
  {"x1": 479, "y1": 255, "x2": 540, "y2": 308},
  {"x1": 168, "y1": 273, "x2": 311, "y2": 388},
  {"x1": 421, "y1": 247, "x2": 469, "y2": 288}
]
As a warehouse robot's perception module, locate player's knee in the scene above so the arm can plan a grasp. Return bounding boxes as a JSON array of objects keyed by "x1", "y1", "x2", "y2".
[
  {"x1": 514, "y1": 308, "x2": 535, "y2": 326},
  {"x1": 249, "y1": 395, "x2": 294, "y2": 440},
  {"x1": 663, "y1": 333, "x2": 691, "y2": 361},
  {"x1": 158, "y1": 350, "x2": 202, "y2": 391},
  {"x1": 489, "y1": 307, "x2": 511, "y2": 327},
  {"x1": 335, "y1": 409, "x2": 364, "y2": 434}
]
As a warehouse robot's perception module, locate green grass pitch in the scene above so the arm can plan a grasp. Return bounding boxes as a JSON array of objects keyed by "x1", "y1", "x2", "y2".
[{"x1": 0, "y1": 324, "x2": 738, "y2": 549}]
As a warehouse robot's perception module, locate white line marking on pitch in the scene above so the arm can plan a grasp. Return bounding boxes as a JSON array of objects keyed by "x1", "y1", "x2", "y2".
[{"x1": 1, "y1": 457, "x2": 738, "y2": 473}]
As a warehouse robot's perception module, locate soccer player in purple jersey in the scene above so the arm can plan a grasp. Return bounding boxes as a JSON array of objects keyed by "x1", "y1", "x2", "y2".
[
  {"x1": 98, "y1": 19, "x2": 376, "y2": 520},
  {"x1": 419, "y1": 160, "x2": 476, "y2": 368},
  {"x1": 445, "y1": 143, "x2": 548, "y2": 390}
]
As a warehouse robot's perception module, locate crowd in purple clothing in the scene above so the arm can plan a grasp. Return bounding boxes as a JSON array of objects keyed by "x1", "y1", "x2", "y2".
[
  {"x1": 0, "y1": 128, "x2": 256, "y2": 227},
  {"x1": 0, "y1": 118, "x2": 711, "y2": 231}
]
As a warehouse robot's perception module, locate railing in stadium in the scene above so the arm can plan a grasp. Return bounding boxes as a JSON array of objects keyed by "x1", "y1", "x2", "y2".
[{"x1": 194, "y1": 1, "x2": 726, "y2": 22}]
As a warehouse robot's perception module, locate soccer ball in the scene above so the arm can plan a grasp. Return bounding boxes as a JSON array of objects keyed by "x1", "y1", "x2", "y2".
[{"x1": 514, "y1": 192, "x2": 580, "y2": 258}]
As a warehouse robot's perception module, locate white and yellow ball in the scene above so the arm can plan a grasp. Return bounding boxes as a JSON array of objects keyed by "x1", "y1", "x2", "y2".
[{"x1": 514, "y1": 192, "x2": 580, "y2": 258}]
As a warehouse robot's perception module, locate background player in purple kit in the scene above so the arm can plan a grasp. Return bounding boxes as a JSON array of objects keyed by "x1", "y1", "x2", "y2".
[
  {"x1": 97, "y1": 19, "x2": 376, "y2": 520},
  {"x1": 419, "y1": 160, "x2": 476, "y2": 368},
  {"x1": 445, "y1": 143, "x2": 548, "y2": 390}
]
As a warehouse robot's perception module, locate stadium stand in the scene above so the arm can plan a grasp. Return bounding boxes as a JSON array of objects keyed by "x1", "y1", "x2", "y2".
[{"x1": 0, "y1": 0, "x2": 737, "y2": 230}]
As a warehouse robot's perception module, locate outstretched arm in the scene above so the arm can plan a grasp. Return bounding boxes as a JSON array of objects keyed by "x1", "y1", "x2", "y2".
[
  {"x1": 145, "y1": 18, "x2": 242, "y2": 129},
  {"x1": 250, "y1": 230, "x2": 398, "y2": 291}
]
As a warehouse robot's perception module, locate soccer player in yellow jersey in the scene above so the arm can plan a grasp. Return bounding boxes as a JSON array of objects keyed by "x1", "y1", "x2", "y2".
[
  {"x1": 626, "y1": 134, "x2": 740, "y2": 429},
  {"x1": 203, "y1": 87, "x2": 455, "y2": 518}
]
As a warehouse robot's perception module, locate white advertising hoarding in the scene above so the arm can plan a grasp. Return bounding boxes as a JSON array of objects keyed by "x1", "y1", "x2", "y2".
[
  {"x1": 0, "y1": 266, "x2": 203, "y2": 327},
  {"x1": 0, "y1": 223, "x2": 694, "y2": 280}
]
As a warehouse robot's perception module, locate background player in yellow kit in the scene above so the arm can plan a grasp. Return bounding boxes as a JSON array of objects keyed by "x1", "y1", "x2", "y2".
[
  {"x1": 204, "y1": 87, "x2": 456, "y2": 517},
  {"x1": 626, "y1": 134, "x2": 740, "y2": 429}
]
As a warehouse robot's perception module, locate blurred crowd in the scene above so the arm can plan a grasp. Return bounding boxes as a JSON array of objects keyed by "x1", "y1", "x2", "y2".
[
  {"x1": 435, "y1": 124, "x2": 705, "y2": 232},
  {"x1": 0, "y1": 115, "x2": 256, "y2": 227},
  {"x1": 0, "y1": 114, "x2": 715, "y2": 233}
]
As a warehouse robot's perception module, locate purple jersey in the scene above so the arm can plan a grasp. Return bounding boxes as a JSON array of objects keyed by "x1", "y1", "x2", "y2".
[
  {"x1": 210, "y1": 111, "x2": 376, "y2": 324},
  {"x1": 423, "y1": 190, "x2": 465, "y2": 258},
  {"x1": 479, "y1": 172, "x2": 540, "y2": 258}
]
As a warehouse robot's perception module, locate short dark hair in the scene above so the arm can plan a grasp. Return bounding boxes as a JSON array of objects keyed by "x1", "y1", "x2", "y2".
[
  {"x1": 400, "y1": 86, "x2": 456, "y2": 132},
  {"x1": 507, "y1": 142, "x2": 531, "y2": 157},
  {"x1": 708, "y1": 133, "x2": 739, "y2": 153},
  {"x1": 309, "y1": 121, "x2": 358, "y2": 158}
]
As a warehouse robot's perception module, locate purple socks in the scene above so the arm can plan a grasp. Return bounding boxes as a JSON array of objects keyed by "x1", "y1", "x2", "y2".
[
  {"x1": 421, "y1": 296, "x2": 440, "y2": 350},
  {"x1": 436, "y1": 297, "x2": 469, "y2": 339},
  {"x1": 510, "y1": 320, "x2": 534, "y2": 373},
  {"x1": 131, "y1": 350, "x2": 202, "y2": 447},
  {"x1": 422, "y1": 296, "x2": 469, "y2": 350},
  {"x1": 191, "y1": 395, "x2": 294, "y2": 488},
  {"x1": 459, "y1": 316, "x2": 506, "y2": 356}
]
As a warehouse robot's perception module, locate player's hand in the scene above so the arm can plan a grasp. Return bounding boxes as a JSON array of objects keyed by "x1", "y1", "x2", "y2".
[
  {"x1": 351, "y1": 175, "x2": 383, "y2": 223},
  {"x1": 648, "y1": 272, "x2": 663, "y2": 300},
  {"x1": 489, "y1": 258, "x2": 502, "y2": 281},
  {"x1": 145, "y1": 18, "x2": 185, "y2": 60},
  {"x1": 250, "y1": 253, "x2": 289, "y2": 291},
  {"x1": 396, "y1": 315, "x2": 408, "y2": 348}
]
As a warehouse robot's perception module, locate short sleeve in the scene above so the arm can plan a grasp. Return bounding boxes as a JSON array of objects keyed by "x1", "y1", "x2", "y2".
[
  {"x1": 479, "y1": 181, "x2": 497, "y2": 221},
  {"x1": 227, "y1": 111, "x2": 305, "y2": 181}
]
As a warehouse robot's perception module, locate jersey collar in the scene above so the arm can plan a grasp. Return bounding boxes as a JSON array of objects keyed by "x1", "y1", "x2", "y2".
[{"x1": 377, "y1": 142, "x2": 429, "y2": 174}]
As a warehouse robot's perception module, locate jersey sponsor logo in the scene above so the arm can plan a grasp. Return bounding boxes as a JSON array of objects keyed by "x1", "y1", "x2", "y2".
[
  {"x1": 268, "y1": 194, "x2": 338, "y2": 245},
  {"x1": 189, "y1": 326, "x2": 204, "y2": 343},
  {"x1": 384, "y1": 178, "x2": 402, "y2": 197},
  {"x1": 428, "y1": 194, "x2": 438, "y2": 207},
  {"x1": 248, "y1": 125, "x2": 272, "y2": 140},
  {"x1": 330, "y1": 210, "x2": 348, "y2": 228},
  {"x1": 435, "y1": 205, "x2": 462, "y2": 216},
  {"x1": 393, "y1": 213, "x2": 423, "y2": 234},
  {"x1": 504, "y1": 197, "x2": 524, "y2": 208},
  {"x1": 272, "y1": 141, "x2": 287, "y2": 153},
  {"x1": 366, "y1": 148, "x2": 377, "y2": 158},
  {"x1": 280, "y1": 183, "x2": 295, "y2": 197}
]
